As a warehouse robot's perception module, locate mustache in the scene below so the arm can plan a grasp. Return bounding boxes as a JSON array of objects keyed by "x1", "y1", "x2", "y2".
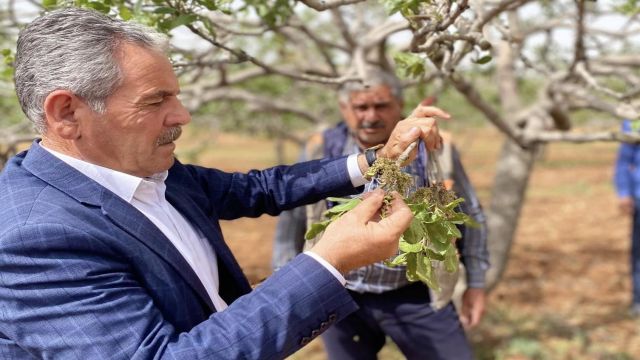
[
  {"x1": 157, "y1": 127, "x2": 182, "y2": 146},
  {"x1": 359, "y1": 121, "x2": 384, "y2": 130}
]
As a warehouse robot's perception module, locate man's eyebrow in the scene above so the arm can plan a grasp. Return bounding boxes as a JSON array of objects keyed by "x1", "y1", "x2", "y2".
[{"x1": 138, "y1": 90, "x2": 178, "y2": 102}]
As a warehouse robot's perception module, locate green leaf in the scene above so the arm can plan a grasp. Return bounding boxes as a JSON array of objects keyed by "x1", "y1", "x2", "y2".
[
  {"x1": 154, "y1": 7, "x2": 177, "y2": 15},
  {"x1": 405, "y1": 253, "x2": 419, "y2": 282},
  {"x1": 119, "y1": 5, "x2": 133, "y2": 20},
  {"x1": 42, "y1": 0, "x2": 58, "y2": 8},
  {"x1": 443, "y1": 221, "x2": 462, "y2": 239},
  {"x1": 304, "y1": 219, "x2": 330, "y2": 240},
  {"x1": 393, "y1": 52, "x2": 426, "y2": 78},
  {"x1": 430, "y1": 236, "x2": 451, "y2": 255},
  {"x1": 85, "y1": 1, "x2": 111, "y2": 13},
  {"x1": 385, "y1": 252, "x2": 408, "y2": 267},
  {"x1": 323, "y1": 198, "x2": 361, "y2": 216},
  {"x1": 424, "y1": 222, "x2": 448, "y2": 243},
  {"x1": 402, "y1": 218, "x2": 424, "y2": 244},
  {"x1": 381, "y1": 0, "x2": 427, "y2": 15},
  {"x1": 326, "y1": 197, "x2": 355, "y2": 203},
  {"x1": 426, "y1": 249, "x2": 445, "y2": 261},
  {"x1": 399, "y1": 238, "x2": 423, "y2": 253},
  {"x1": 416, "y1": 253, "x2": 439, "y2": 291},
  {"x1": 473, "y1": 55, "x2": 493, "y2": 65},
  {"x1": 170, "y1": 14, "x2": 199, "y2": 29},
  {"x1": 444, "y1": 197, "x2": 465, "y2": 210},
  {"x1": 199, "y1": 0, "x2": 219, "y2": 10},
  {"x1": 444, "y1": 246, "x2": 458, "y2": 273}
]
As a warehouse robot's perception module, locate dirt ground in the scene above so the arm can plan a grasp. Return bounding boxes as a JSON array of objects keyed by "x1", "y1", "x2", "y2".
[{"x1": 178, "y1": 126, "x2": 640, "y2": 359}]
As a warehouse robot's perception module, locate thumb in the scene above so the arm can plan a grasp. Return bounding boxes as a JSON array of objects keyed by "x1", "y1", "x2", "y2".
[
  {"x1": 378, "y1": 192, "x2": 413, "y2": 232},
  {"x1": 349, "y1": 189, "x2": 385, "y2": 222},
  {"x1": 460, "y1": 313, "x2": 470, "y2": 329},
  {"x1": 401, "y1": 126, "x2": 422, "y2": 144}
]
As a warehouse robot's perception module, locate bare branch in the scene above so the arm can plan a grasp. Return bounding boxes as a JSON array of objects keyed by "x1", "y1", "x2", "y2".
[
  {"x1": 182, "y1": 87, "x2": 323, "y2": 125},
  {"x1": 561, "y1": 83, "x2": 640, "y2": 119},
  {"x1": 596, "y1": 55, "x2": 640, "y2": 67},
  {"x1": 330, "y1": 8, "x2": 356, "y2": 48},
  {"x1": 448, "y1": 74, "x2": 527, "y2": 147},
  {"x1": 568, "y1": 0, "x2": 587, "y2": 74},
  {"x1": 525, "y1": 130, "x2": 640, "y2": 144},
  {"x1": 574, "y1": 62, "x2": 626, "y2": 99},
  {"x1": 474, "y1": 0, "x2": 534, "y2": 31},
  {"x1": 185, "y1": 24, "x2": 360, "y2": 85},
  {"x1": 299, "y1": 0, "x2": 367, "y2": 11},
  {"x1": 361, "y1": 20, "x2": 409, "y2": 49}
]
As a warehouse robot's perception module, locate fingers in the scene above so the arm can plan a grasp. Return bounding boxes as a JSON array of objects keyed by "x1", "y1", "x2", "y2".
[
  {"x1": 400, "y1": 127, "x2": 421, "y2": 144},
  {"x1": 378, "y1": 192, "x2": 413, "y2": 234},
  {"x1": 402, "y1": 117, "x2": 440, "y2": 151},
  {"x1": 409, "y1": 105, "x2": 451, "y2": 120},
  {"x1": 464, "y1": 304, "x2": 483, "y2": 328},
  {"x1": 469, "y1": 308, "x2": 482, "y2": 328},
  {"x1": 349, "y1": 189, "x2": 385, "y2": 222},
  {"x1": 460, "y1": 314, "x2": 470, "y2": 329}
]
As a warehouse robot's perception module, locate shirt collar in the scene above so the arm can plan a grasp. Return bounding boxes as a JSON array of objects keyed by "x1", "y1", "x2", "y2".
[{"x1": 41, "y1": 144, "x2": 168, "y2": 203}]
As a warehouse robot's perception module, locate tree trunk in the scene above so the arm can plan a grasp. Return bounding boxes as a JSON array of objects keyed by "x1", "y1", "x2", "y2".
[
  {"x1": 484, "y1": 10, "x2": 539, "y2": 290},
  {"x1": 484, "y1": 141, "x2": 536, "y2": 290}
]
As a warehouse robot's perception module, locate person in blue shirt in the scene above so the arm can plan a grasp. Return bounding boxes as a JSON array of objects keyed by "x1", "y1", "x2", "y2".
[{"x1": 614, "y1": 119, "x2": 640, "y2": 316}]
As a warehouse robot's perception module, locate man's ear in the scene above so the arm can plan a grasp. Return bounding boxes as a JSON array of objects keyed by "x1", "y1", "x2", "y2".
[
  {"x1": 42, "y1": 90, "x2": 86, "y2": 140},
  {"x1": 338, "y1": 100, "x2": 350, "y2": 118}
]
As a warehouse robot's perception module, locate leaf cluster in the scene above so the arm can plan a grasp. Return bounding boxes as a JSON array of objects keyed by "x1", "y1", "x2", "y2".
[
  {"x1": 364, "y1": 158, "x2": 413, "y2": 195},
  {"x1": 305, "y1": 159, "x2": 478, "y2": 291}
]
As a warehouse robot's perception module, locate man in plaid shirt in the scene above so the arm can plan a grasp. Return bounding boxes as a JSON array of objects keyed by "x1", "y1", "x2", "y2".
[{"x1": 272, "y1": 68, "x2": 489, "y2": 359}]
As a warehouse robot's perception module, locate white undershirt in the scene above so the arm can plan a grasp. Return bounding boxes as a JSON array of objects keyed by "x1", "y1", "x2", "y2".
[{"x1": 42, "y1": 145, "x2": 365, "y2": 310}]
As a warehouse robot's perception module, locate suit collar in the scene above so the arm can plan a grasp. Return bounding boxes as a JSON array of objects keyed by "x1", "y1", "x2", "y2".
[{"x1": 22, "y1": 140, "x2": 105, "y2": 206}]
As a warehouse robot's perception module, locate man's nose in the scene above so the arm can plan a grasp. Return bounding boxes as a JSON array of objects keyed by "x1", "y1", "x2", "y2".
[
  {"x1": 361, "y1": 106, "x2": 377, "y2": 121},
  {"x1": 167, "y1": 98, "x2": 191, "y2": 126}
]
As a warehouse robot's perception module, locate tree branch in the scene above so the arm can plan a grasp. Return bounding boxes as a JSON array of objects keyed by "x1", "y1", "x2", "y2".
[
  {"x1": 448, "y1": 74, "x2": 527, "y2": 147},
  {"x1": 182, "y1": 87, "x2": 323, "y2": 125},
  {"x1": 185, "y1": 24, "x2": 360, "y2": 85},
  {"x1": 525, "y1": 130, "x2": 640, "y2": 144},
  {"x1": 299, "y1": 0, "x2": 367, "y2": 11}
]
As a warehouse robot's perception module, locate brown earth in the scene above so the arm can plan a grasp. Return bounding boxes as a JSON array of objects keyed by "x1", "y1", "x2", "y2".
[{"x1": 177, "y1": 126, "x2": 640, "y2": 359}]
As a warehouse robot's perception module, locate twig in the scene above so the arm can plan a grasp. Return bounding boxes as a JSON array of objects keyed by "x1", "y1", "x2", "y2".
[{"x1": 396, "y1": 141, "x2": 418, "y2": 167}]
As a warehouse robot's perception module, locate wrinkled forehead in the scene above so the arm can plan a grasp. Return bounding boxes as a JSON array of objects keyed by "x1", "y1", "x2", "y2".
[{"x1": 347, "y1": 85, "x2": 399, "y2": 105}]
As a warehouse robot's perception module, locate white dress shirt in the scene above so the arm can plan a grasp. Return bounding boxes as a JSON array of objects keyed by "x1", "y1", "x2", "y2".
[{"x1": 42, "y1": 145, "x2": 365, "y2": 310}]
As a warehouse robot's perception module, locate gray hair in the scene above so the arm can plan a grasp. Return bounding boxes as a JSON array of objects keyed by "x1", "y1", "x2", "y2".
[
  {"x1": 338, "y1": 67, "x2": 404, "y2": 104},
  {"x1": 14, "y1": 7, "x2": 169, "y2": 134}
]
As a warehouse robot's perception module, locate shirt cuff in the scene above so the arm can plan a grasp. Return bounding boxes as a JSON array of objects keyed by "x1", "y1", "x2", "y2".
[
  {"x1": 465, "y1": 271, "x2": 486, "y2": 289},
  {"x1": 347, "y1": 154, "x2": 366, "y2": 187},
  {"x1": 303, "y1": 251, "x2": 346, "y2": 286}
]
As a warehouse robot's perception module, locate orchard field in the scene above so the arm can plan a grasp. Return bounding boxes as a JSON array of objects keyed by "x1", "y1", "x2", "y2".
[{"x1": 176, "y1": 125, "x2": 639, "y2": 359}]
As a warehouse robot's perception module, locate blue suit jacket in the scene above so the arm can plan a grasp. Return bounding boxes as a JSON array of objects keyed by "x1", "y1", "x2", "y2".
[{"x1": 0, "y1": 142, "x2": 359, "y2": 359}]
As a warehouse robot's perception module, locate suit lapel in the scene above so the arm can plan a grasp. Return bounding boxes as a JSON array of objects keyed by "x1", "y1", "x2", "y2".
[
  {"x1": 165, "y1": 185, "x2": 252, "y2": 302},
  {"x1": 101, "y1": 194, "x2": 216, "y2": 312},
  {"x1": 22, "y1": 142, "x2": 216, "y2": 312}
]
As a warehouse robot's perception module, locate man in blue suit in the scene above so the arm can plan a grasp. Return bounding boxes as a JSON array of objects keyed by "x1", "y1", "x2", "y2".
[{"x1": 0, "y1": 7, "x2": 444, "y2": 359}]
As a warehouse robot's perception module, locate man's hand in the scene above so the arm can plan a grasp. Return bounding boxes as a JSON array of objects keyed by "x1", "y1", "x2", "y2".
[
  {"x1": 619, "y1": 196, "x2": 635, "y2": 216},
  {"x1": 377, "y1": 105, "x2": 451, "y2": 163},
  {"x1": 459, "y1": 288, "x2": 486, "y2": 330},
  {"x1": 309, "y1": 190, "x2": 413, "y2": 274}
]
